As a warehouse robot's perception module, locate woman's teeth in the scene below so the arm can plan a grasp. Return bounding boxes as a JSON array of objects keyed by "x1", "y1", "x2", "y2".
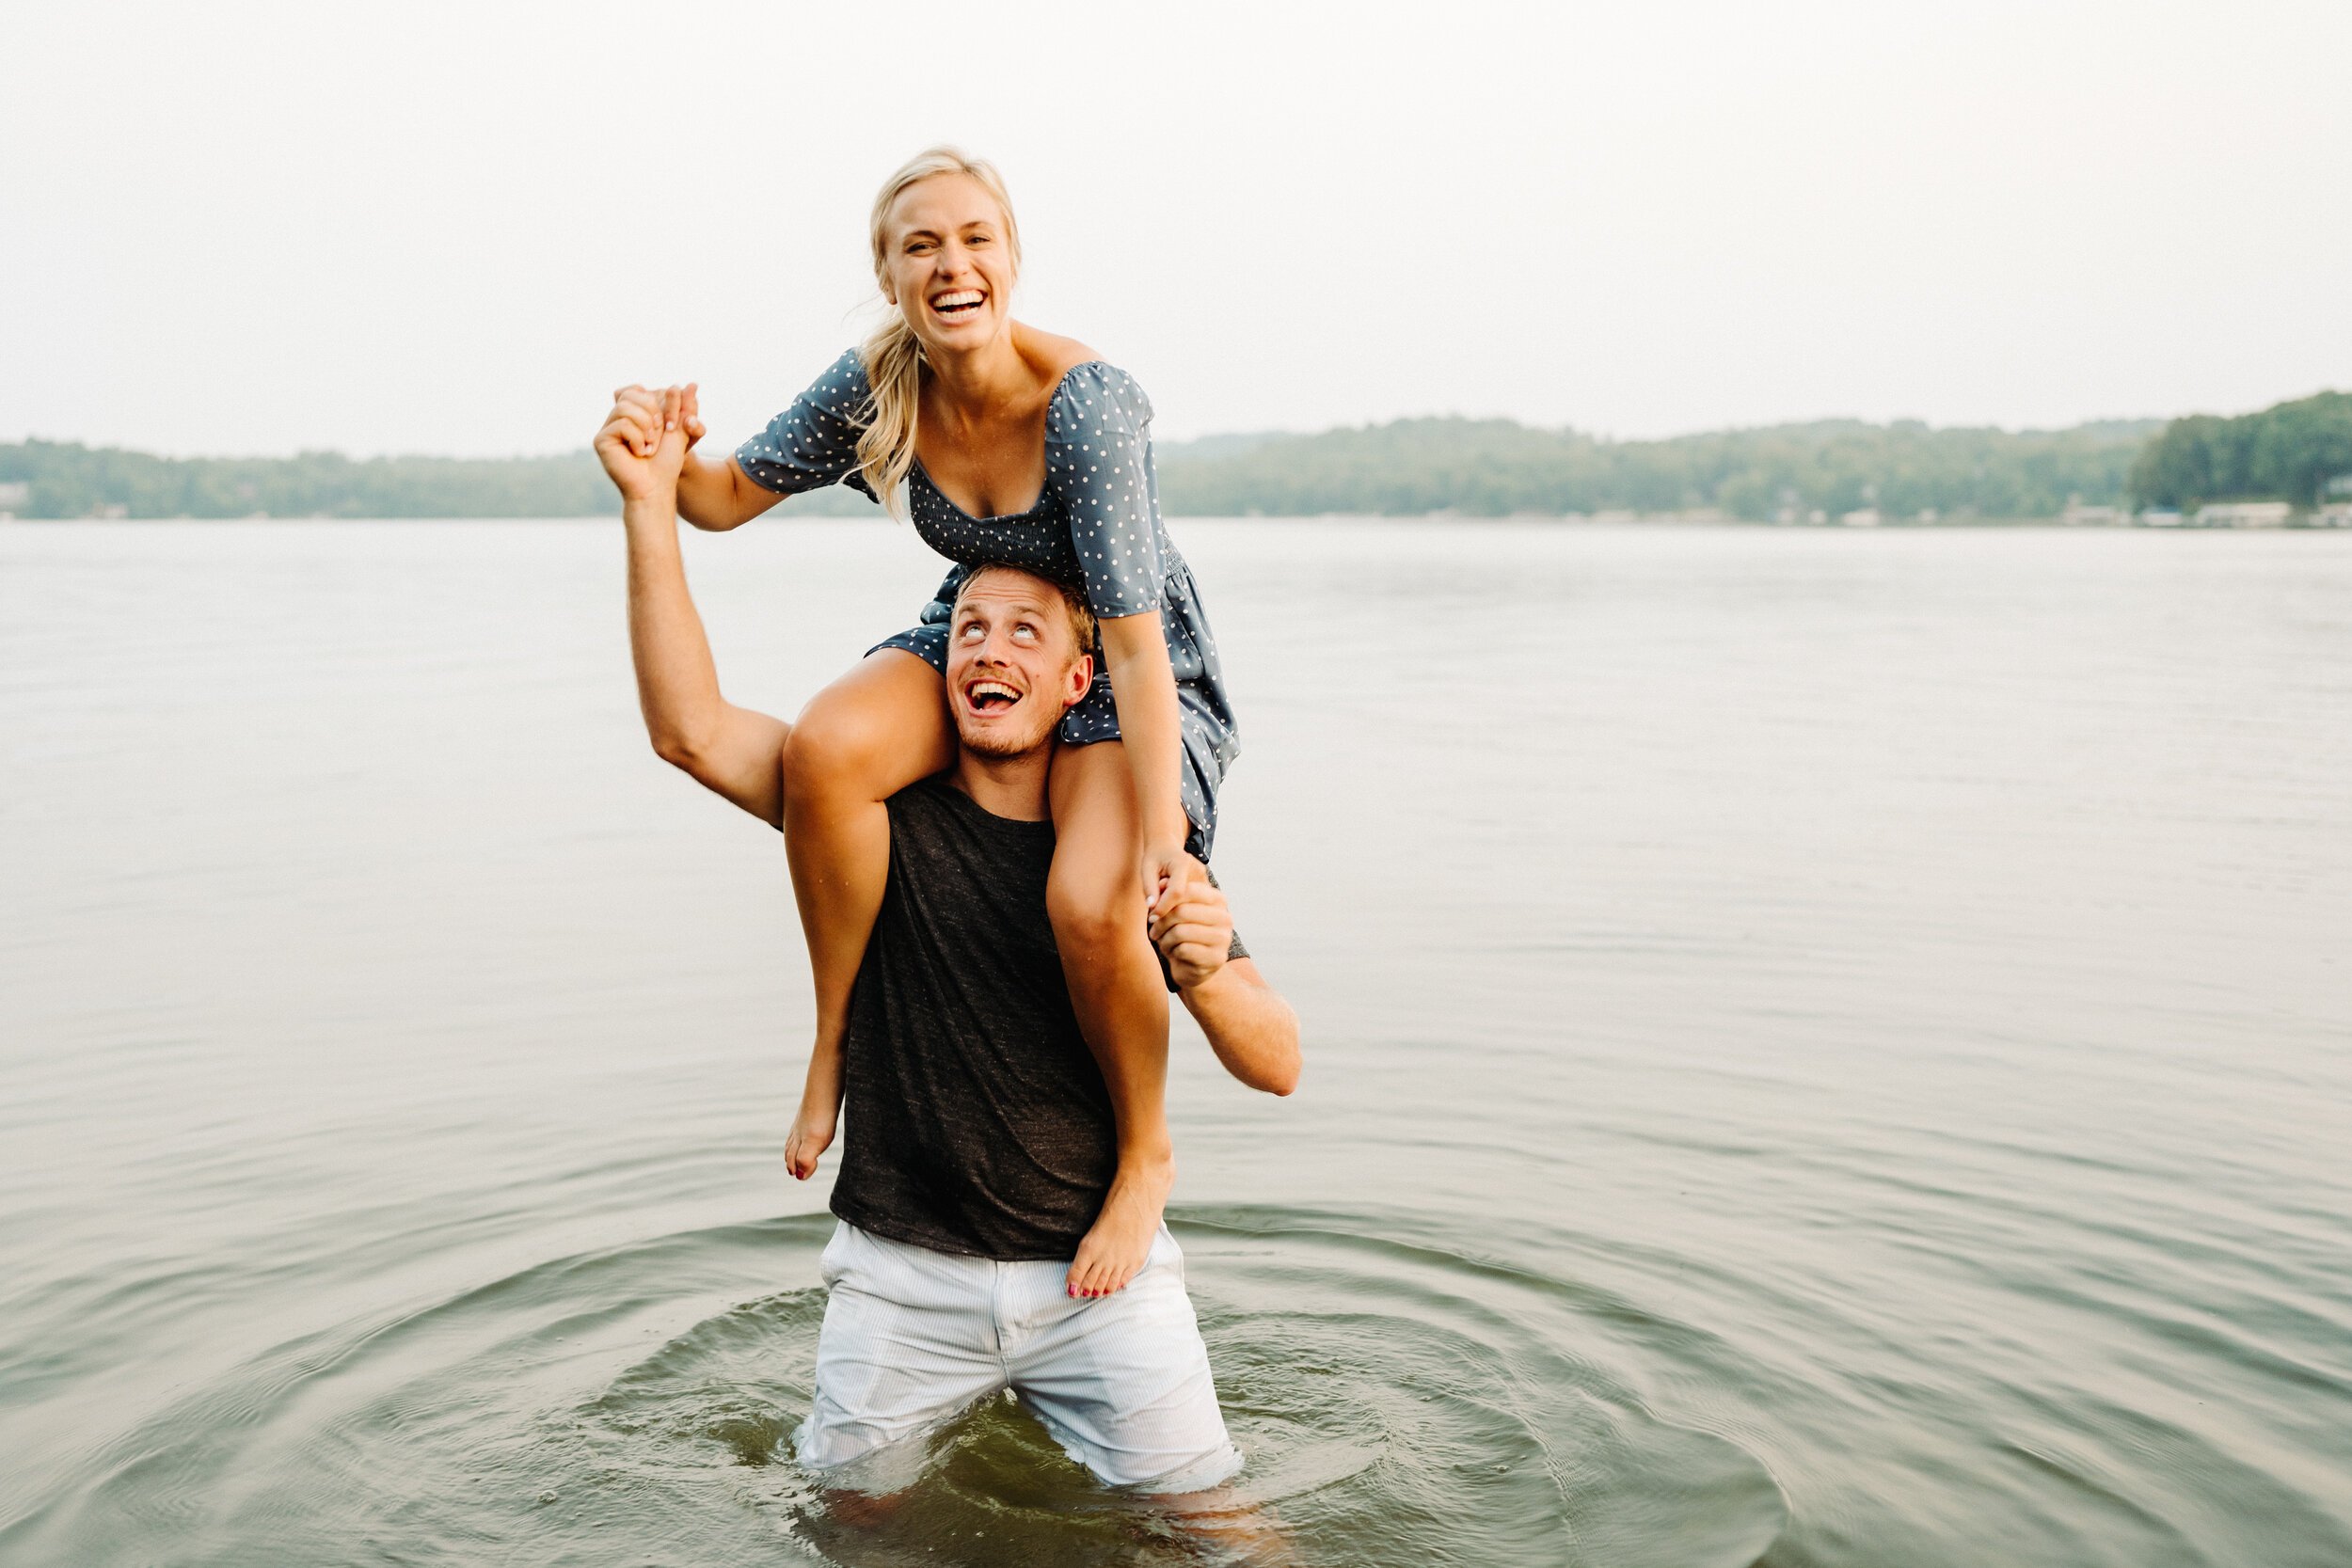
[{"x1": 931, "y1": 291, "x2": 984, "y2": 317}]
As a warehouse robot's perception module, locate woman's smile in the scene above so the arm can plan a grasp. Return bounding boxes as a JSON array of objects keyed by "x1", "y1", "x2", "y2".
[{"x1": 929, "y1": 288, "x2": 987, "y2": 323}]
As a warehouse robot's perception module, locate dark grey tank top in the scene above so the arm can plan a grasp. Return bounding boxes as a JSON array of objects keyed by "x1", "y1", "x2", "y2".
[{"x1": 829, "y1": 778, "x2": 1115, "y2": 1259}]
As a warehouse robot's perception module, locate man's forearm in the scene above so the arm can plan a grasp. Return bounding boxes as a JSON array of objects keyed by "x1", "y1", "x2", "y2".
[
  {"x1": 1180, "y1": 959, "x2": 1300, "y2": 1096},
  {"x1": 626, "y1": 491, "x2": 723, "y2": 751},
  {"x1": 623, "y1": 492, "x2": 787, "y2": 825}
]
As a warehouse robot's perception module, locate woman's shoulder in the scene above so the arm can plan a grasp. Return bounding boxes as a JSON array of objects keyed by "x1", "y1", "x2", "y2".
[{"x1": 1039, "y1": 346, "x2": 1152, "y2": 437}]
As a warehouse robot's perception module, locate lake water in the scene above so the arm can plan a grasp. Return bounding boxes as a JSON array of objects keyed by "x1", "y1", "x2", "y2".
[{"x1": 2, "y1": 519, "x2": 2348, "y2": 1566}]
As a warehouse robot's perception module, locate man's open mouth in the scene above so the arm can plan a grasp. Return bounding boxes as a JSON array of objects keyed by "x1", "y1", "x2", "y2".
[
  {"x1": 930, "y1": 290, "x2": 985, "y2": 320},
  {"x1": 962, "y1": 677, "x2": 1021, "y2": 713}
]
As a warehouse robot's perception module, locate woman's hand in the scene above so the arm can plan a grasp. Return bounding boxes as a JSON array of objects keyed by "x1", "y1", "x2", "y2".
[
  {"x1": 1142, "y1": 839, "x2": 1204, "y2": 920},
  {"x1": 596, "y1": 383, "x2": 703, "y2": 500}
]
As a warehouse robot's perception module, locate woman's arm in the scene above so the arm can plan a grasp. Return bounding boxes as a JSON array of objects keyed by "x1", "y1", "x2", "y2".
[
  {"x1": 676, "y1": 450, "x2": 779, "y2": 531},
  {"x1": 1097, "y1": 610, "x2": 1195, "y2": 897}
]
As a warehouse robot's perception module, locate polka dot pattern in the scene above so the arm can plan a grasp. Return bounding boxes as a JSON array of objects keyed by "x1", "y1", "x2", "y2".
[{"x1": 736, "y1": 352, "x2": 1240, "y2": 858}]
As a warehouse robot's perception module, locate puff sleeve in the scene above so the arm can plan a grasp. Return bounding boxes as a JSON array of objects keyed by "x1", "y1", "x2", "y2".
[
  {"x1": 1044, "y1": 363, "x2": 1168, "y2": 618},
  {"x1": 733, "y1": 348, "x2": 876, "y2": 499}
]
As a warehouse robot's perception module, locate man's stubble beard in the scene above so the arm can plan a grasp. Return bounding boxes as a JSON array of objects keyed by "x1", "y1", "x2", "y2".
[{"x1": 951, "y1": 701, "x2": 1063, "y2": 761}]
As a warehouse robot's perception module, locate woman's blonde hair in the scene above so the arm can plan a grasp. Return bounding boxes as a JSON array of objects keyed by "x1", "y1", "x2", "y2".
[{"x1": 856, "y1": 147, "x2": 1023, "y2": 516}]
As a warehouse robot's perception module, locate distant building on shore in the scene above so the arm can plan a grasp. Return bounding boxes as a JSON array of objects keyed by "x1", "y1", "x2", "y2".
[
  {"x1": 0, "y1": 480, "x2": 26, "y2": 519},
  {"x1": 2060, "y1": 502, "x2": 2126, "y2": 526},
  {"x1": 2193, "y1": 501, "x2": 2293, "y2": 528},
  {"x1": 2312, "y1": 502, "x2": 2352, "y2": 528}
]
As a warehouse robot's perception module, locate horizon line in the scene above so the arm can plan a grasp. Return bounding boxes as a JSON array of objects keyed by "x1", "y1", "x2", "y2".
[{"x1": 0, "y1": 402, "x2": 2273, "y2": 468}]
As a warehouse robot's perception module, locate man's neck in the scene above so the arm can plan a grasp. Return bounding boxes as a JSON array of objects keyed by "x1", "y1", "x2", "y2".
[{"x1": 947, "y1": 743, "x2": 1052, "y2": 822}]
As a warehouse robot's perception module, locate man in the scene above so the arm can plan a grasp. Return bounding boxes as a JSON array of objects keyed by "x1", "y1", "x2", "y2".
[{"x1": 599, "y1": 397, "x2": 1300, "y2": 1497}]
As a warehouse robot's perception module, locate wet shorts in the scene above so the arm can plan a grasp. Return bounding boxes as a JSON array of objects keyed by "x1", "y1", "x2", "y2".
[{"x1": 797, "y1": 1220, "x2": 1241, "y2": 1494}]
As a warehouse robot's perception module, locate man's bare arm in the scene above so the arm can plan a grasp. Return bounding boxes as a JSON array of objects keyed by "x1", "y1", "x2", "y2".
[
  {"x1": 1151, "y1": 882, "x2": 1301, "y2": 1097},
  {"x1": 618, "y1": 453, "x2": 789, "y2": 826},
  {"x1": 1180, "y1": 958, "x2": 1301, "y2": 1097}
]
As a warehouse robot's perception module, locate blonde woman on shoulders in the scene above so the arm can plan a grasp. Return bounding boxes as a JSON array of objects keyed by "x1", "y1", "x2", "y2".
[{"x1": 600, "y1": 148, "x2": 1242, "y2": 1299}]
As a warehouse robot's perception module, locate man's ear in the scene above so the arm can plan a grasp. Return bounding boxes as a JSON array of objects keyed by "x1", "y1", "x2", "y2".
[{"x1": 1065, "y1": 654, "x2": 1094, "y2": 708}]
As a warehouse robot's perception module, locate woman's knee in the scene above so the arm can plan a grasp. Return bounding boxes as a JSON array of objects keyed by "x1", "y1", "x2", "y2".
[
  {"x1": 783, "y1": 674, "x2": 943, "y2": 801},
  {"x1": 781, "y1": 695, "x2": 883, "y2": 799}
]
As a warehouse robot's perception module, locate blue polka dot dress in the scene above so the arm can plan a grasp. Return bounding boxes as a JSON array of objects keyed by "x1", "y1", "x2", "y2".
[{"x1": 734, "y1": 351, "x2": 1240, "y2": 859}]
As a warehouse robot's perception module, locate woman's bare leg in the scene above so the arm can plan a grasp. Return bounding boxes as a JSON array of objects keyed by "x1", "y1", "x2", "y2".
[
  {"x1": 779, "y1": 649, "x2": 955, "y2": 1165},
  {"x1": 1049, "y1": 738, "x2": 1185, "y2": 1297}
]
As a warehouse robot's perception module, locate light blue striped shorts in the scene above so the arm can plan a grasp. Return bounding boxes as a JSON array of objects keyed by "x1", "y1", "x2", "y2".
[{"x1": 798, "y1": 1219, "x2": 1242, "y2": 1494}]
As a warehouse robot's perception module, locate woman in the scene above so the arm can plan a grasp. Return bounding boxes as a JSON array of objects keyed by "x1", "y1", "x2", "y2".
[{"x1": 600, "y1": 148, "x2": 1239, "y2": 1298}]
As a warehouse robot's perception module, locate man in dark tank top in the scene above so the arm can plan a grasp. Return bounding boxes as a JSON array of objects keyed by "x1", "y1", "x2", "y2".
[{"x1": 604, "y1": 420, "x2": 1300, "y2": 1507}]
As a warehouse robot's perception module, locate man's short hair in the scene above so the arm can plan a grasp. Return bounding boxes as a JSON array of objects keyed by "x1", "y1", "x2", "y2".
[{"x1": 953, "y1": 566, "x2": 1098, "y2": 658}]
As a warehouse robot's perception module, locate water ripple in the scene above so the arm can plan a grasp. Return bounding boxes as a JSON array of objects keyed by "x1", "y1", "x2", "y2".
[{"x1": 1, "y1": 1206, "x2": 1788, "y2": 1567}]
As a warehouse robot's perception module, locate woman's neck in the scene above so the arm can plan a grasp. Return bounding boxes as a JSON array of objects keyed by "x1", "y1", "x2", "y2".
[{"x1": 920, "y1": 323, "x2": 1036, "y2": 422}]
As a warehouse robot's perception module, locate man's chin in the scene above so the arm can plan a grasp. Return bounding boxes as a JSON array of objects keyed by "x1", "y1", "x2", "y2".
[{"x1": 952, "y1": 711, "x2": 1057, "y2": 759}]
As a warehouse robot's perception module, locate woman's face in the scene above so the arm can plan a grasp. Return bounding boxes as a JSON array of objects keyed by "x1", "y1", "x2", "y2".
[{"x1": 881, "y1": 173, "x2": 1015, "y2": 356}]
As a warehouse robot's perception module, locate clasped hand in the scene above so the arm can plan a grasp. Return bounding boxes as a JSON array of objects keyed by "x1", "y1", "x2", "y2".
[
  {"x1": 595, "y1": 383, "x2": 707, "y2": 499},
  {"x1": 1147, "y1": 847, "x2": 1230, "y2": 990}
]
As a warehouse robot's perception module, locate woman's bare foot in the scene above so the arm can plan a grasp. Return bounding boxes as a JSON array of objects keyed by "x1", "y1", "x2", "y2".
[{"x1": 1067, "y1": 1147, "x2": 1175, "y2": 1296}]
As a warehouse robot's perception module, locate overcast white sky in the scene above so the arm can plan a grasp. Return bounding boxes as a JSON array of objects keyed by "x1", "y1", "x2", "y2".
[{"x1": 3, "y1": 0, "x2": 2347, "y2": 456}]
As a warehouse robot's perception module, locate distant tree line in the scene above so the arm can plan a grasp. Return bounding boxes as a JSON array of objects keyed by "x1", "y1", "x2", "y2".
[
  {"x1": 2125, "y1": 391, "x2": 2352, "y2": 510},
  {"x1": 6, "y1": 389, "x2": 2346, "y2": 522},
  {"x1": 1153, "y1": 417, "x2": 2155, "y2": 520},
  {"x1": 0, "y1": 442, "x2": 612, "y2": 519}
]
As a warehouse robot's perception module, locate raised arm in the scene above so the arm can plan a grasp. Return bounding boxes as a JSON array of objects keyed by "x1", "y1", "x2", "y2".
[
  {"x1": 1150, "y1": 878, "x2": 1301, "y2": 1097},
  {"x1": 597, "y1": 391, "x2": 789, "y2": 825}
]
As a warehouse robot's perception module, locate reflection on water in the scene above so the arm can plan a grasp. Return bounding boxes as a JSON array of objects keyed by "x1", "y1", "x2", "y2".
[{"x1": 2, "y1": 520, "x2": 2348, "y2": 1565}]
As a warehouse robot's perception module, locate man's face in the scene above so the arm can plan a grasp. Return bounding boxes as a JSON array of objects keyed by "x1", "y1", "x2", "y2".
[{"x1": 944, "y1": 571, "x2": 1092, "y2": 759}]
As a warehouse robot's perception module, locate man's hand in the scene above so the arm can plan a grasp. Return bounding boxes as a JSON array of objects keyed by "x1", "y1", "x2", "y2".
[
  {"x1": 1149, "y1": 861, "x2": 1233, "y2": 991},
  {"x1": 786, "y1": 1101, "x2": 837, "y2": 1180},
  {"x1": 1156, "y1": 871, "x2": 1300, "y2": 1095},
  {"x1": 596, "y1": 383, "x2": 702, "y2": 500}
]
